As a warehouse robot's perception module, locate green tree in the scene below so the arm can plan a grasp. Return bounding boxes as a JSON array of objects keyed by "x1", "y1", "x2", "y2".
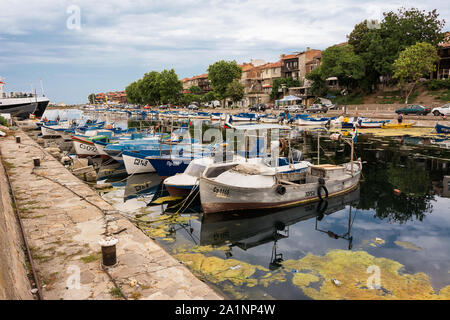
[
  {"x1": 138, "y1": 71, "x2": 161, "y2": 105},
  {"x1": 88, "y1": 93, "x2": 96, "y2": 104},
  {"x1": 225, "y1": 79, "x2": 244, "y2": 104},
  {"x1": 207, "y1": 60, "x2": 242, "y2": 107},
  {"x1": 125, "y1": 81, "x2": 141, "y2": 104},
  {"x1": 188, "y1": 85, "x2": 202, "y2": 94},
  {"x1": 305, "y1": 68, "x2": 327, "y2": 97},
  {"x1": 157, "y1": 69, "x2": 182, "y2": 105},
  {"x1": 347, "y1": 8, "x2": 446, "y2": 90},
  {"x1": 393, "y1": 42, "x2": 440, "y2": 103},
  {"x1": 202, "y1": 91, "x2": 217, "y2": 103},
  {"x1": 320, "y1": 44, "x2": 365, "y2": 89},
  {"x1": 270, "y1": 77, "x2": 301, "y2": 100}
]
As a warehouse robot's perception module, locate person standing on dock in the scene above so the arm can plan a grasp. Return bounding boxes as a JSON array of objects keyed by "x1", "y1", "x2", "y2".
[{"x1": 397, "y1": 113, "x2": 403, "y2": 124}]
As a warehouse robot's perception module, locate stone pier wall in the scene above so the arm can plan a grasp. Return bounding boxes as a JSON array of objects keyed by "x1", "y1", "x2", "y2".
[{"x1": 0, "y1": 159, "x2": 33, "y2": 300}]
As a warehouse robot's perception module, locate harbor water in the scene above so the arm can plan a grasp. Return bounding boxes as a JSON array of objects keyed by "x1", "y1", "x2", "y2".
[{"x1": 88, "y1": 120, "x2": 450, "y2": 300}]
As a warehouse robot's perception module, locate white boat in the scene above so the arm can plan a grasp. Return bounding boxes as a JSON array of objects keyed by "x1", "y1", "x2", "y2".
[
  {"x1": 163, "y1": 155, "x2": 268, "y2": 197},
  {"x1": 72, "y1": 137, "x2": 100, "y2": 157},
  {"x1": 41, "y1": 122, "x2": 71, "y2": 137},
  {"x1": 210, "y1": 113, "x2": 226, "y2": 121},
  {"x1": 122, "y1": 152, "x2": 156, "y2": 174},
  {"x1": 200, "y1": 161, "x2": 361, "y2": 214},
  {"x1": 297, "y1": 117, "x2": 331, "y2": 126}
]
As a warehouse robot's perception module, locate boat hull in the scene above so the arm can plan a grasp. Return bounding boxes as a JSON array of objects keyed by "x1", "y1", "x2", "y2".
[
  {"x1": 122, "y1": 153, "x2": 156, "y2": 174},
  {"x1": 147, "y1": 157, "x2": 191, "y2": 178},
  {"x1": 436, "y1": 123, "x2": 450, "y2": 134},
  {"x1": 165, "y1": 184, "x2": 197, "y2": 197},
  {"x1": 72, "y1": 138, "x2": 99, "y2": 157},
  {"x1": 200, "y1": 164, "x2": 361, "y2": 214},
  {"x1": 41, "y1": 125, "x2": 62, "y2": 137},
  {"x1": 381, "y1": 123, "x2": 413, "y2": 129}
]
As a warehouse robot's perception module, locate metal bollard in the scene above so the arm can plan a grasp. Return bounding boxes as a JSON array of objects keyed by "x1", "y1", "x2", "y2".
[
  {"x1": 15, "y1": 136, "x2": 21, "y2": 143},
  {"x1": 99, "y1": 237, "x2": 118, "y2": 267},
  {"x1": 32, "y1": 157, "x2": 40, "y2": 167}
]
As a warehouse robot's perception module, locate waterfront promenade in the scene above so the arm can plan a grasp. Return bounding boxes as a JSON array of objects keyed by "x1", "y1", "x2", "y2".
[{"x1": 0, "y1": 131, "x2": 222, "y2": 300}]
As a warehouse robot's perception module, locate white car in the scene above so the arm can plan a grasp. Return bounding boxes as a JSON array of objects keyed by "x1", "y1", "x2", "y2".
[
  {"x1": 287, "y1": 105, "x2": 303, "y2": 112},
  {"x1": 432, "y1": 104, "x2": 450, "y2": 116}
]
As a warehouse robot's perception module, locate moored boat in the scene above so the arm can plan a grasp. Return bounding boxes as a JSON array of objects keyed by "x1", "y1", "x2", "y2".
[
  {"x1": 199, "y1": 160, "x2": 361, "y2": 214},
  {"x1": 381, "y1": 122, "x2": 414, "y2": 129},
  {"x1": 436, "y1": 123, "x2": 450, "y2": 134}
]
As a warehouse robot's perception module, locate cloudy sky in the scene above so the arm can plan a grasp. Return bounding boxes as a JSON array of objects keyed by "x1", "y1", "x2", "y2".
[{"x1": 0, "y1": 0, "x2": 448, "y2": 104}]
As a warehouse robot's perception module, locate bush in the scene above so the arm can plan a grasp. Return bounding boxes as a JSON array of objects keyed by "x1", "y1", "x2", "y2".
[
  {"x1": 0, "y1": 116, "x2": 9, "y2": 127},
  {"x1": 424, "y1": 79, "x2": 450, "y2": 91}
]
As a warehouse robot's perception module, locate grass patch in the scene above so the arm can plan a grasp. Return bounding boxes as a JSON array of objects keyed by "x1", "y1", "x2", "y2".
[
  {"x1": 430, "y1": 89, "x2": 450, "y2": 103},
  {"x1": 110, "y1": 287, "x2": 124, "y2": 298},
  {"x1": 80, "y1": 252, "x2": 101, "y2": 263}
]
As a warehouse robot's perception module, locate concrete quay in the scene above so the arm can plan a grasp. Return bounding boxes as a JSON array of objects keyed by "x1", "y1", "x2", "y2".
[{"x1": 0, "y1": 131, "x2": 222, "y2": 300}]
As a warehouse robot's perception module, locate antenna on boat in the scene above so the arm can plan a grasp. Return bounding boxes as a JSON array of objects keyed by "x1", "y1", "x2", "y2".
[{"x1": 40, "y1": 78, "x2": 45, "y2": 97}]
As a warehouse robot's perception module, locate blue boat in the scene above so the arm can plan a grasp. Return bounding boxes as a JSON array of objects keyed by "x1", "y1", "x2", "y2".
[{"x1": 436, "y1": 123, "x2": 450, "y2": 134}]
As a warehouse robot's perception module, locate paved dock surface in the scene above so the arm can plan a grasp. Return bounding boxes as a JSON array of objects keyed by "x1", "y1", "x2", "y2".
[{"x1": 0, "y1": 131, "x2": 222, "y2": 300}]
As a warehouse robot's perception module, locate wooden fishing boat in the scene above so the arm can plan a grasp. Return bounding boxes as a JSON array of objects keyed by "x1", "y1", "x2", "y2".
[
  {"x1": 381, "y1": 122, "x2": 414, "y2": 129},
  {"x1": 199, "y1": 161, "x2": 361, "y2": 214}
]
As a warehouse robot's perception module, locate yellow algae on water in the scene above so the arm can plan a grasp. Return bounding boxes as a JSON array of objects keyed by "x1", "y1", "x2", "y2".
[
  {"x1": 259, "y1": 271, "x2": 287, "y2": 288},
  {"x1": 359, "y1": 127, "x2": 437, "y2": 138},
  {"x1": 394, "y1": 241, "x2": 422, "y2": 251},
  {"x1": 175, "y1": 253, "x2": 267, "y2": 286},
  {"x1": 292, "y1": 273, "x2": 320, "y2": 288},
  {"x1": 283, "y1": 250, "x2": 450, "y2": 300},
  {"x1": 191, "y1": 245, "x2": 214, "y2": 253}
]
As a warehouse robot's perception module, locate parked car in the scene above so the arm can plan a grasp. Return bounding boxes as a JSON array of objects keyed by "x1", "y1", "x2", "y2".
[
  {"x1": 287, "y1": 105, "x2": 303, "y2": 112},
  {"x1": 306, "y1": 104, "x2": 328, "y2": 113},
  {"x1": 431, "y1": 103, "x2": 450, "y2": 116},
  {"x1": 188, "y1": 104, "x2": 199, "y2": 110},
  {"x1": 249, "y1": 104, "x2": 266, "y2": 112},
  {"x1": 395, "y1": 105, "x2": 431, "y2": 115}
]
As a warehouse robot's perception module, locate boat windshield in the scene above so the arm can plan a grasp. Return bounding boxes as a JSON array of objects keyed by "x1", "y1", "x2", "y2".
[{"x1": 185, "y1": 163, "x2": 207, "y2": 177}]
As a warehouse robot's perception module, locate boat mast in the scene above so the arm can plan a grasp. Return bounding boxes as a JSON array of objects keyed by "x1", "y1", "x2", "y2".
[{"x1": 40, "y1": 78, "x2": 45, "y2": 97}]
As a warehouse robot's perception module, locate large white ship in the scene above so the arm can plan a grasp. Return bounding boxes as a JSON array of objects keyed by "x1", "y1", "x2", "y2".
[{"x1": 0, "y1": 78, "x2": 50, "y2": 118}]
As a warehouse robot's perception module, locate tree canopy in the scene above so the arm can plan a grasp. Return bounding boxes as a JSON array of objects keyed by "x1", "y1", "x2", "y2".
[
  {"x1": 125, "y1": 69, "x2": 182, "y2": 106},
  {"x1": 207, "y1": 60, "x2": 242, "y2": 105},
  {"x1": 320, "y1": 44, "x2": 365, "y2": 88},
  {"x1": 270, "y1": 77, "x2": 301, "y2": 100},
  {"x1": 226, "y1": 79, "x2": 245, "y2": 103},
  {"x1": 393, "y1": 42, "x2": 440, "y2": 103},
  {"x1": 346, "y1": 7, "x2": 445, "y2": 91},
  {"x1": 88, "y1": 93, "x2": 96, "y2": 104}
]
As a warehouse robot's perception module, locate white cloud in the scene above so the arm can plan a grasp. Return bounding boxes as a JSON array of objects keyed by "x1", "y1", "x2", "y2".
[{"x1": 0, "y1": 0, "x2": 448, "y2": 73}]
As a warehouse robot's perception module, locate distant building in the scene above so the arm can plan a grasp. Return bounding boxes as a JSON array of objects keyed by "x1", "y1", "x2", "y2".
[
  {"x1": 280, "y1": 54, "x2": 299, "y2": 80},
  {"x1": 95, "y1": 91, "x2": 127, "y2": 104},
  {"x1": 182, "y1": 74, "x2": 212, "y2": 94},
  {"x1": 434, "y1": 33, "x2": 450, "y2": 80}
]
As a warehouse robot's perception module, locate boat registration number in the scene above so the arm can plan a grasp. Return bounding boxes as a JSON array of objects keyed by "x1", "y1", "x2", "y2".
[
  {"x1": 79, "y1": 144, "x2": 97, "y2": 152},
  {"x1": 134, "y1": 159, "x2": 148, "y2": 166},
  {"x1": 213, "y1": 187, "x2": 230, "y2": 198},
  {"x1": 305, "y1": 191, "x2": 315, "y2": 197}
]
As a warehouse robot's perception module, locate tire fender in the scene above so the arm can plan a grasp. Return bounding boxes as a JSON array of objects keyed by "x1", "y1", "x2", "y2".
[{"x1": 318, "y1": 185, "x2": 329, "y2": 200}]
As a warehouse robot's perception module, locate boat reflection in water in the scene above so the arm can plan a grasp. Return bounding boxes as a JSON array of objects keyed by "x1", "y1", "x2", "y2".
[
  {"x1": 199, "y1": 187, "x2": 360, "y2": 270},
  {"x1": 123, "y1": 173, "x2": 161, "y2": 201}
]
